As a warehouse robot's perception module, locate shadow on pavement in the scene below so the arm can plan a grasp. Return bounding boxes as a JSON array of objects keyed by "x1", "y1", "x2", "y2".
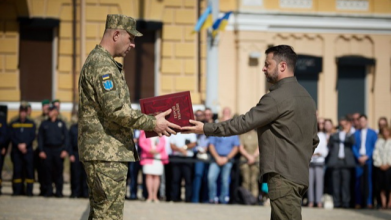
[{"x1": 80, "y1": 204, "x2": 90, "y2": 220}]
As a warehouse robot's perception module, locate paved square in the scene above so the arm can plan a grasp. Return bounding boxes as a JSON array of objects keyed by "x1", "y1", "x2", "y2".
[{"x1": 0, "y1": 182, "x2": 390, "y2": 220}]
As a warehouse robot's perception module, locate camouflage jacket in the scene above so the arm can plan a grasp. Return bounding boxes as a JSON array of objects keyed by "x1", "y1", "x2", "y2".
[
  {"x1": 34, "y1": 114, "x2": 48, "y2": 133},
  {"x1": 33, "y1": 114, "x2": 48, "y2": 150},
  {"x1": 78, "y1": 45, "x2": 156, "y2": 162}
]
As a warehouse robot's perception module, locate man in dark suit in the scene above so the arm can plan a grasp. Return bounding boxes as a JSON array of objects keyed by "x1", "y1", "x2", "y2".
[
  {"x1": 184, "y1": 45, "x2": 319, "y2": 220},
  {"x1": 352, "y1": 114, "x2": 377, "y2": 209},
  {"x1": 327, "y1": 117, "x2": 356, "y2": 208}
]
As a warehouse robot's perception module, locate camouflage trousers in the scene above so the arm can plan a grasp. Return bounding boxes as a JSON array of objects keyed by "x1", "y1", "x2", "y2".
[
  {"x1": 267, "y1": 173, "x2": 307, "y2": 220},
  {"x1": 240, "y1": 161, "x2": 259, "y2": 197},
  {"x1": 83, "y1": 161, "x2": 128, "y2": 220}
]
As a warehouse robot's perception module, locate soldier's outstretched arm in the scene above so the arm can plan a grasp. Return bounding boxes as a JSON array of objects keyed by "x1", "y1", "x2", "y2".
[{"x1": 90, "y1": 66, "x2": 174, "y2": 133}]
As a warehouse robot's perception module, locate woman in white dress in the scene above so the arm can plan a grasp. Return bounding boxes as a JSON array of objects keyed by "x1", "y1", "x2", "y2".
[{"x1": 139, "y1": 130, "x2": 168, "y2": 202}]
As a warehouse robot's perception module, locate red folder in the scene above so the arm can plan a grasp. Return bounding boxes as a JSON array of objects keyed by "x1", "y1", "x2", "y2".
[{"x1": 139, "y1": 91, "x2": 195, "y2": 138}]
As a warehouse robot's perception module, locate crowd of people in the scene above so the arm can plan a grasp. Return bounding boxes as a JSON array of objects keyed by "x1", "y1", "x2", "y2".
[
  {"x1": 308, "y1": 113, "x2": 391, "y2": 209},
  {"x1": 127, "y1": 107, "x2": 263, "y2": 205},
  {"x1": 0, "y1": 101, "x2": 263, "y2": 205},
  {"x1": 0, "y1": 100, "x2": 391, "y2": 209},
  {"x1": 0, "y1": 100, "x2": 87, "y2": 198}
]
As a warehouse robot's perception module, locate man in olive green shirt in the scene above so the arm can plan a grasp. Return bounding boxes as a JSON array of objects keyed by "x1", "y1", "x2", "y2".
[
  {"x1": 78, "y1": 14, "x2": 180, "y2": 220},
  {"x1": 184, "y1": 45, "x2": 319, "y2": 220}
]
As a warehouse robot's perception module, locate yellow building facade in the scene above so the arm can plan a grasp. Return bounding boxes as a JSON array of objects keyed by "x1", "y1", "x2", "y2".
[
  {"x1": 219, "y1": 0, "x2": 391, "y2": 128},
  {"x1": 0, "y1": 0, "x2": 208, "y2": 121},
  {"x1": 0, "y1": 0, "x2": 390, "y2": 128}
]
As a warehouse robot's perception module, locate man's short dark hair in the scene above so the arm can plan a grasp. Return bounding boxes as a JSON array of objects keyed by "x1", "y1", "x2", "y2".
[
  {"x1": 265, "y1": 45, "x2": 297, "y2": 71},
  {"x1": 339, "y1": 116, "x2": 348, "y2": 122},
  {"x1": 359, "y1": 114, "x2": 367, "y2": 120},
  {"x1": 346, "y1": 114, "x2": 354, "y2": 122}
]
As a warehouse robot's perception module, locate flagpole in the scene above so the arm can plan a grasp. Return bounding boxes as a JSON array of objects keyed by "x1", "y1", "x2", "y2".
[{"x1": 206, "y1": 0, "x2": 219, "y2": 115}]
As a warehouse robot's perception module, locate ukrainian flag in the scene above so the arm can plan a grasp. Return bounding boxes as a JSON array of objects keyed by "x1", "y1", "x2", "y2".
[
  {"x1": 212, "y1": 11, "x2": 233, "y2": 38},
  {"x1": 102, "y1": 74, "x2": 110, "y2": 80},
  {"x1": 192, "y1": 5, "x2": 213, "y2": 33}
]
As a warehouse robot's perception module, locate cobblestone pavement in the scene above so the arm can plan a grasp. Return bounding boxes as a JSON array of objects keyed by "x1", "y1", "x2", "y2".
[{"x1": 0, "y1": 182, "x2": 391, "y2": 220}]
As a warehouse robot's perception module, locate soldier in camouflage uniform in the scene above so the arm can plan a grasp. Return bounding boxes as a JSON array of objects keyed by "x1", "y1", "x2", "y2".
[
  {"x1": 239, "y1": 129, "x2": 260, "y2": 198},
  {"x1": 34, "y1": 99, "x2": 50, "y2": 130},
  {"x1": 78, "y1": 14, "x2": 180, "y2": 220}
]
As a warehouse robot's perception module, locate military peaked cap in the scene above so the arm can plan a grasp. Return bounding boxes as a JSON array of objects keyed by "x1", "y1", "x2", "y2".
[{"x1": 105, "y1": 14, "x2": 142, "y2": 37}]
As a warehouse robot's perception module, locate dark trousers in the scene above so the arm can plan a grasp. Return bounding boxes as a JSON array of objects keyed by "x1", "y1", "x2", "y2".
[
  {"x1": 70, "y1": 153, "x2": 88, "y2": 197},
  {"x1": 0, "y1": 150, "x2": 5, "y2": 193},
  {"x1": 11, "y1": 149, "x2": 34, "y2": 195},
  {"x1": 171, "y1": 159, "x2": 193, "y2": 202},
  {"x1": 267, "y1": 173, "x2": 307, "y2": 220},
  {"x1": 164, "y1": 162, "x2": 173, "y2": 201},
  {"x1": 34, "y1": 149, "x2": 46, "y2": 195},
  {"x1": 355, "y1": 163, "x2": 373, "y2": 206},
  {"x1": 332, "y1": 167, "x2": 351, "y2": 207},
  {"x1": 42, "y1": 148, "x2": 64, "y2": 197},
  {"x1": 229, "y1": 158, "x2": 241, "y2": 204},
  {"x1": 128, "y1": 161, "x2": 141, "y2": 198}
]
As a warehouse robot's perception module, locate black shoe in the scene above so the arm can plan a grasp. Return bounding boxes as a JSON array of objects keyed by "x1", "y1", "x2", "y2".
[
  {"x1": 12, "y1": 193, "x2": 22, "y2": 196},
  {"x1": 44, "y1": 193, "x2": 52, "y2": 198},
  {"x1": 55, "y1": 194, "x2": 63, "y2": 198},
  {"x1": 128, "y1": 195, "x2": 138, "y2": 200}
]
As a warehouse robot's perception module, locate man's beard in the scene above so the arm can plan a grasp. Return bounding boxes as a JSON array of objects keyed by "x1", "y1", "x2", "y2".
[{"x1": 266, "y1": 68, "x2": 278, "y2": 84}]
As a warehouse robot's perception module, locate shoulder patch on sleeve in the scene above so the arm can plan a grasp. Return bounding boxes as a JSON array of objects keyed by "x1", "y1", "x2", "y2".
[{"x1": 100, "y1": 73, "x2": 116, "y2": 92}]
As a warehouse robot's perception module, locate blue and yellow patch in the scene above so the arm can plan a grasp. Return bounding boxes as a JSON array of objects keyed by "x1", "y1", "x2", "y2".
[
  {"x1": 100, "y1": 73, "x2": 116, "y2": 92},
  {"x1": 103, "y1": 80, "x2": 114, "y2": 90},
  {"x1": 102, "y1": 74, "x2": 110, "y2": 80}
]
